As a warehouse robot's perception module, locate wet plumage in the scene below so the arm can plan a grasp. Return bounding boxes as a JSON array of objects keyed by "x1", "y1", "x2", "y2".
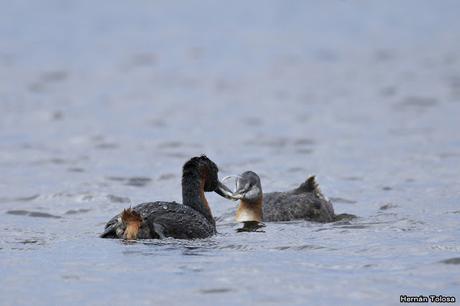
[
  {"x1": 218, "y1": 172, "x2": 353, "y2": 223},
  {"x1": 100, "y1": 155, "x2": 232, "y2": 240},
  {"x1": 263, "y1": 176, "x2": 335, "y2": 222},
  {"x1": 101, "y1": 201, "x2": 216, "y2": 239}
]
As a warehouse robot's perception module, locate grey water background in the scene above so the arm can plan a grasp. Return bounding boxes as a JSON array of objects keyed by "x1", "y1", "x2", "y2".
[{"x1": 1, "y1": 1, "x2": 459, "y2": 305}]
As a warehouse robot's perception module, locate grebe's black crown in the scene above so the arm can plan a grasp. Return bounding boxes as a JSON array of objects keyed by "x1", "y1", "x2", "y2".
[
  {"x1": 232, "y1": 170, "x2": 263, "y2": 203},
  {"x1": 182, "y1": 155, "x2": 219, "y2": 191},
  {"x1": 240, "y1": 171, "x2": 261, "y2": 186}
]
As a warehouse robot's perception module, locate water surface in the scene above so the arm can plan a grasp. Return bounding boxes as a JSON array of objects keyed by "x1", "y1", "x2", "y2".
[{"x1": 1, "y1": 1, "x2": 460, "y2": 305}]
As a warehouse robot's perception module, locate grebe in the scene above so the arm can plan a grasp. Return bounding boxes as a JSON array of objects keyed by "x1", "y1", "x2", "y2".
[
  {"x1": 222, "y1": 171, "x2": 354, "y2": 224},
  {"x1": 100, "y1": 155, "x2": 234, "y2": 240}
]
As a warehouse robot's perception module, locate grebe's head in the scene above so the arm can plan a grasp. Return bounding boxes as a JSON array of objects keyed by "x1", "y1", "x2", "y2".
[
  {"x1": 232, "y1": 171, "x2": 263, "y2": 203},
  {"x1": 223, "y1": 171, "x2": 263, "y2": 223},
  {"x1": 121, "y1": 208, "x2": 142, "y2": 240},
  {"x1": 182, "y1": 155, "x2": 235, "y2": 199}
]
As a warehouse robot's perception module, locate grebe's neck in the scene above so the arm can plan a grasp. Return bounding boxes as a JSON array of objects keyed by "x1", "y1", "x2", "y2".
[
  {"x1": 236, "y1": 196, "x2": 263, "y2": 223},
  {"x1": 182, "y1": 167, "x2": 214, "y2": 224}
]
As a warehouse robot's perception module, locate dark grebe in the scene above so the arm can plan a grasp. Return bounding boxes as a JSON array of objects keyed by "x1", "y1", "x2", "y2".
[
  {"x1": 101, "y1": 155, "x2": 234, "y2": 240},
  {"x1": 222, "y1": 171, "x2": 354, "y2": 223}
]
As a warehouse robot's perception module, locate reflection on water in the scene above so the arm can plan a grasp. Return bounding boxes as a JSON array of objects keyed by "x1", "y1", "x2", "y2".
[
  {"x1": 1, "y1": 0, "x2": 460, "y2": 305},
  {"x1": 7, "y1": 210, "x2": 62, "y2": 219}
]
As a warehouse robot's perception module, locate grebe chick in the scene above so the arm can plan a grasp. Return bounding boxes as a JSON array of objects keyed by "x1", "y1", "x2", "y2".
[
  {"x1": 225, "y1": 171, "x2": 353, "y2": 223},
  {"x1": 101, "y1": 155, "x2": 234, "y2": 240}
]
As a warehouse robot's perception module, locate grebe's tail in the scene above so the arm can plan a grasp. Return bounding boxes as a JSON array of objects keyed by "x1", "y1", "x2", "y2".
[{"x1": 295, "y1": 176, "x2": 329, "y2": 202}]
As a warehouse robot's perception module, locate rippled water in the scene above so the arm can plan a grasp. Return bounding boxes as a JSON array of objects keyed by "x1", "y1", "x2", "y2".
[{"x1": 1, "y1": 1, "x2": 460, "y2": 305}]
